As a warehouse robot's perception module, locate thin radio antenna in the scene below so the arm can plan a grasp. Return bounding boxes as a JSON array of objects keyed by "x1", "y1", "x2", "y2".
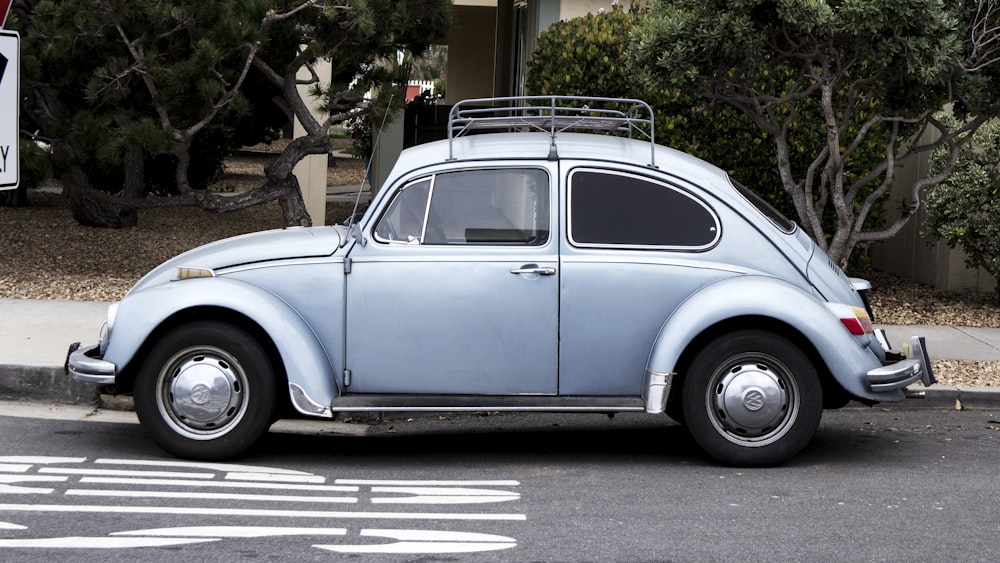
[{"x1": 347, "y1": 91, "x2": 395, "y2": 229}]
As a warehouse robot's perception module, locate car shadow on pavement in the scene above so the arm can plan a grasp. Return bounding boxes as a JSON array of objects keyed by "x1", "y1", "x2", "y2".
[{"x1": 253, "y1": 412, "x2": 710, "y2": 466}]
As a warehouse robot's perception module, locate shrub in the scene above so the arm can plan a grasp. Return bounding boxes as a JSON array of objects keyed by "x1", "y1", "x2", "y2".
[
  {"x1": 525, "y1": 2, "x2": 794, "y2": 220},
  {"x1": 923, "y1": 119, "x2": 1000, "y2": 302},
  {"x1": 526, "y1": 1, "x2": 890, "y2": 269}
]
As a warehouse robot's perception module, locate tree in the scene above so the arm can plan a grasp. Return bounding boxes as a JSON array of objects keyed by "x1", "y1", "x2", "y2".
[
  {"x1": 923, "y1": 118, "x2": 1000, "y2": 303},
  {"x1": 246, "y1": 0, "x2": 452, "y2": 226},
  {"x1": 16, "y1": 0, "x2": 452, "y2": 228},
  {"x1": 525, "y1": 2, "x2": 800, "y2": 220},
  {"x1": 632, "y1": 0, "x2": 1000, "y2": 268},
  {"x1": 15, "y1": 0, "x2": 277, "y2": 226}
]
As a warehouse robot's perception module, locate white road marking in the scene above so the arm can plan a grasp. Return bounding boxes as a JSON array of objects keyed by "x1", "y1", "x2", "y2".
[
  {"x1": 95, "y1": 458, "x2": 316, "y2": 476},
  {"x1": 0, "y1": 503, "x2": 527, "y2": 521},
  {"x1": 0, "y1": 456, "x2": 526, "y2": 555},
  {"x1": 371, "y1": 487, "x2": 520, "y2": 505},
  {"x1": 0, "y1": 464, "x2": 31, "y2": 473},
  {"x1": 66, "y1": 489, "x2": 358, "y2": 504},
  {"x1": 0, "y1": 476, "x2": 67, "y2": 495},
  {"x1": 0, "y1": 485, "x2": 55, "y2": 495},
  {"x1": 0, "y1": 456, "x2": 86, "y2": 465},
  {"x1": 0, "y1": 537, "x2": 217, "y2": 549},
  {"x1": 0, "y1": 475, "x2": 67, "y2": 484},
  {"x1": 224, "y1": 472, "x2": 325, "y2": 483},
  {"x1": 38, "y1": 468, "x2": 215, "y2": 479},
  {"x1": 79, "y1": 476, "x2": 358, "y2": 492},
  {"x1": 316, "y1": 529, "x2": 517, "y2": 554},
  {"x1": 337, "y1": 479, "x2": 520, "y2": 486},
  {"x1": 112, "y1": 526, "x2": 348, "y2": 538}
]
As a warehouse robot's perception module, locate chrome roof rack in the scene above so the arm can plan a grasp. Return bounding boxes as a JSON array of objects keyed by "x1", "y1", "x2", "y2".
[{"x1": 447, "y1": 95, "x2": 656, "y2": 167}]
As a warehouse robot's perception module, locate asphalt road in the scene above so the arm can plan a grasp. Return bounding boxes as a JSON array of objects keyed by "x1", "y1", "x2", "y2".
[{"x1": 1, "y1": 404, "x2": 999, "y2": 562}]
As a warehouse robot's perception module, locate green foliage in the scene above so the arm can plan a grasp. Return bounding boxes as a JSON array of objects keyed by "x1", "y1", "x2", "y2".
[
  {"x1": 526, "y1": 2, "x2": 643, "y2": 98},
  {"x1": 924, "y1": 119, "x2": 1000, "y2": 301},
  {"x1": 18, "y1": 0, "x2": 276, "y2": 195},
  {"x1": 411, "y1": 45, "x2": 448, "y2": 82},
  {"x1": 18, "y1": 138, "x2": 52, "y2": 191},
  {"x1": 630, "y1": 0, "x2": 994, "y2": 267},
  {"x1": 526, "y1": 1, "x2": 801, "y2": 220}
]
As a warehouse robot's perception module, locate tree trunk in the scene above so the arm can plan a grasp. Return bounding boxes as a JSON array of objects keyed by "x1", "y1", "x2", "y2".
[
  {"x1": 0, "y1": 184, "x2": 27, "y2": 207},
  {"x1": 276, "y1": 176, "x2": 311, "y2": 227},
  {"x1": 65, "y1": 169, "x2": 137, "y2": 228},
  {"x1": 122, "y1": 146, "x2": 145, "y2": 199},
  {"x1": 264, "y1": 134, "x2": 328, "y2": 227}
]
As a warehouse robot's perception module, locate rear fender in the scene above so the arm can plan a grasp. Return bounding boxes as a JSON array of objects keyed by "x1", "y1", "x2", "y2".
[
  {"x1": 104, "y1": 278, "x2": 339, "y2": 416},
  {"x1": 646, "y1": 276, "x2": 891, "y2": 402}
]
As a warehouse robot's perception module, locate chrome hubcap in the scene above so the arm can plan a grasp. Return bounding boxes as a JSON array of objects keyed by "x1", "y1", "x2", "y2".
[
  {"x1": 707, "y1": 355, "x2": 799, "y2": 447},
  {"x1": 157, "y1": 346, "x2": 248, "y2": 440}
]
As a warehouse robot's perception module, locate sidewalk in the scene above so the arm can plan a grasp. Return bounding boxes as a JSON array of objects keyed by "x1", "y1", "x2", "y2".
[{"x1": 2, "y1": 298, "x2": 1000, "y2": 408}]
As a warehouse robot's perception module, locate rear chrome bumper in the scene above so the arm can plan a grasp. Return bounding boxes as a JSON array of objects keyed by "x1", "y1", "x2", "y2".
[
  {"x1": 866, "y1": 333, "x2": 936, "y2": 393},
  {"x1": 65, "y1": 342, "x2": 117, "y2": 385}
]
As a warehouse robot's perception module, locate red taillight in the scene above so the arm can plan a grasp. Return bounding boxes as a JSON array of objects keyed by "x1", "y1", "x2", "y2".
[{"x1": 840, "y1": 306, "x2": 873, "y2": 335}]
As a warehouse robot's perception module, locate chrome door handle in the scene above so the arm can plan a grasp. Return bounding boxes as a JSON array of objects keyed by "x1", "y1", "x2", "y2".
[{"x1": 510, "y1": 265, "x2": 556, "y2": 276}]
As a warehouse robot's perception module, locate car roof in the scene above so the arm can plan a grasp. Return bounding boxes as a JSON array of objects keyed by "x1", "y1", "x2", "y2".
[{"x1": 388, "y1": 131, "x2": 734, "y2": 194}]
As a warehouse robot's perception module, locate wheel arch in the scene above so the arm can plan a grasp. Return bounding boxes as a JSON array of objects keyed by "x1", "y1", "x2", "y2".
[
  {"x1": 647, "y1": 276, "x2": 874, "y2": 408},
  {"x1": 666, "y1": 316, "x2": 852, "y2": 413},
  {"x1": 115, "y1": 306, "x2": 284, "y2": 392},
  {"x1": 104, "y1": 279, "x2": 340, "y2": 416}
]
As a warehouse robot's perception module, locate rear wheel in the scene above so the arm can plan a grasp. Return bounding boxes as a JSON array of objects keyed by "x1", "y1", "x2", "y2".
[
  {"x1": 682, "y1": 330, "x2": 822, "y2": 466},
  {"x1": 134, "y1": 321, "x2": 277, "y2": 460}
]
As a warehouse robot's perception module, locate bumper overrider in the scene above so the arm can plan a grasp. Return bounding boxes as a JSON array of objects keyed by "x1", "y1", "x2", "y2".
[
  {"x1": 866, "y1": 330, "x2": 937, "y2": 393},
  {"x1": 65, "y1": 342, "x2": 117, "y2": 385}
]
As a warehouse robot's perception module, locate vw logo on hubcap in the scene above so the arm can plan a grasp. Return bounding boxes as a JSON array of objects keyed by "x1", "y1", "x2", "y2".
[
  {"x1": 742, "y1": 388, "x2": 766, "y2": 411},
  {"x1": 190, "y1": 383, "x2": 212, "y2": 405}
]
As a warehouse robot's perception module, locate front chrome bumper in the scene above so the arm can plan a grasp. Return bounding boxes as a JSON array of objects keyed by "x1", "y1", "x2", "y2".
[
  {"x1": 65, "y1": 342, "x2": 117, "y2": 385},
  {"x1": 866, "y1": 332, "x2": 936, "y2": 393}
]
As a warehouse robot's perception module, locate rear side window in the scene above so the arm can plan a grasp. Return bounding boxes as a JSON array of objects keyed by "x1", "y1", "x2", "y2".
[
  {"x1": 731, "y1": 178, "x2": 796, "y2": 234},
  {"x1": 569, "y1": 169, "x2": 720, "y2": 249}
]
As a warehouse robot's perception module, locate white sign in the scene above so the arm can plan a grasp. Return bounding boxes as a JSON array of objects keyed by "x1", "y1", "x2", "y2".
[{"x1": 0, "y1": 30, "x2": 18, "y2": 191}]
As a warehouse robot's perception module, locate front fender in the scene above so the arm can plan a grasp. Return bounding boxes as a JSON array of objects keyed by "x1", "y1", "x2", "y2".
[
  {"x1": 104, "y1": 277, "x2": 339, "y2": 416},
  {"x1": 647, "y1": 276, "x2": 896, "y2": 402}
]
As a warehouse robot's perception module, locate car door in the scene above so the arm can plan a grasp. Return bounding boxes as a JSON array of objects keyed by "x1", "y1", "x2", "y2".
[
  {"x1": 558, "y1": 166, "x2": 728, "y2": 396},
  {"x1": 344, "y1": 165, "x2": 558, "y2": 395}
]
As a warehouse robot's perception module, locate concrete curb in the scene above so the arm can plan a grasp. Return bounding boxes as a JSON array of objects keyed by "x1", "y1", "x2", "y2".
[
  {"x1": 0, "y1": 364, "x2": 99, "y2": 405},
  {"x1": 900, "y1": 386, "x2": 1000, "y2": 411}
]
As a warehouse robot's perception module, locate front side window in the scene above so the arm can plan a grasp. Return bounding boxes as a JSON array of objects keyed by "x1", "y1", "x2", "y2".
[
  {"x1": 569, "y1": 169, "x2": 720, "y2": 250},
  {"x1": 374, "y1": 168, "x2": 550, "y2": 246},
  {"x1": 373, "y1": 179, "x2": 431, "y2": 243}
]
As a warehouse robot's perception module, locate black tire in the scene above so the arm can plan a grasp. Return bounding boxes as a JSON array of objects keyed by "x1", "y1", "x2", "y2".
[
  {"x1": 133, "y1": 321, "x2": 278, "y2": 460},
  {"x1": 682, "y1": 330, "x2": 822, "y2": 466}
]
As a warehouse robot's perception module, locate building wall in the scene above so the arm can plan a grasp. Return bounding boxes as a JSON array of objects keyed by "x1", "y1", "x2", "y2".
[
  {"x1": 559, "y1": 0, "x2": 617, "y2": 19},
  {"x1": 446, "y1": 5, "x2": 498, "y2": 103},
  {"x1": 869, "y1": 136, "x2": 998, "y2": 294}
]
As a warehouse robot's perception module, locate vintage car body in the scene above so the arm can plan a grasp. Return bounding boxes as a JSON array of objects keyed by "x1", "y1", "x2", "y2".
[{"x1": 68, "y1": 96, "x2": 934, "y2": 466}]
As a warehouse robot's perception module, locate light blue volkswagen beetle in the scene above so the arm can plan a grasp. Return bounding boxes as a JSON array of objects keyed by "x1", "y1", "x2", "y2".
[{"x1": 67, "y1": 96, "x2": 935, "y2": 466}]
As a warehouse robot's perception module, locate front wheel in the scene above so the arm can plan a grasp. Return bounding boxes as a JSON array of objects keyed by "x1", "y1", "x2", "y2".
[
  {"x1": 134, "y1": 321, "x2": 278, "y2": 460},
  {"x1": 682, "y1": 330, "x2": 822, "y2": 466}
]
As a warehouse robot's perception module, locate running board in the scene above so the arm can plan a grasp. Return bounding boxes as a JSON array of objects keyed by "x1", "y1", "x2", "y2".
[{"x1": 330, "y1": 394, "x2": 646, "y2": 413}]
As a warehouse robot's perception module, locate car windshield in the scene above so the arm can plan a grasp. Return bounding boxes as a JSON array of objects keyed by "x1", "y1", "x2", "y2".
[{"x1": 730, "y1": 178, "x2": 796, "y2": 234}]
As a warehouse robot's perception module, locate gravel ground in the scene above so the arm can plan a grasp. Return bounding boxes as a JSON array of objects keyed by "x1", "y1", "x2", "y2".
[{"x1": 1, "y1": 149, "x2": 997, "y2": 388}]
